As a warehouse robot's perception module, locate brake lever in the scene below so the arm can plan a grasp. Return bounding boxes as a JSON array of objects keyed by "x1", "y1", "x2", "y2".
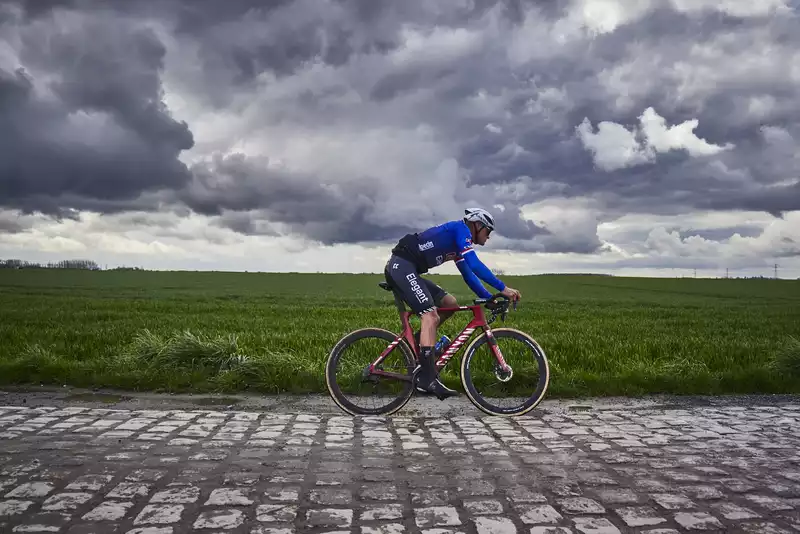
[{"x1": 501, "y1": 298, "x2": 518, "y2": 321}]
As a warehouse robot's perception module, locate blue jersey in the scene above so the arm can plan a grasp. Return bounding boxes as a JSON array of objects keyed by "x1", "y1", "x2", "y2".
[
  {"x1": 415, "y1": 220, "x2": 475, "y2": 269},
  {"x1": 391, "y1": 220, "x2": 506, "y2": 299}
]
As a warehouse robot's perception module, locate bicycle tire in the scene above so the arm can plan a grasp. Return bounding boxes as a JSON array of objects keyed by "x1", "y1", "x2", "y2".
[
  {"x1": 460, "y1": 327, "x2": 550, "y2": 417},
  {"x1": 325, "y1": 327, "x2": 417, "y2": 416}
]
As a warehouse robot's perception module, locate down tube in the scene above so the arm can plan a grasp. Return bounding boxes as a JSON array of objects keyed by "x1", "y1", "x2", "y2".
[{"x1": 434, "y1": 316, "x2": 483, "y2": 371}]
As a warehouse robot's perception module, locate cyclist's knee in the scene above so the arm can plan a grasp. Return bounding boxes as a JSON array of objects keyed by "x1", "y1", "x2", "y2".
[
  {"x1": 441, "y1": 294, "x2": 457, "y2": 307},
  {"x1": 420, "y1": 309, "x2": 439, "y2": 326}
]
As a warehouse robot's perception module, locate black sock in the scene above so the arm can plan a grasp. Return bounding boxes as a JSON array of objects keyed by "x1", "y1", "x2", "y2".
[
  {"x1": 419, "y1": 347, "x2": 433, "y2": 373},
  {"x1": 418, "y1": 346, "x2": 434, "y2": 386}
]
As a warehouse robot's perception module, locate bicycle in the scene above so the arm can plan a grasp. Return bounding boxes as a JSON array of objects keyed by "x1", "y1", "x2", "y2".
[{"x1": 325, "y1": 279, "x2": 550, "y2": 417}]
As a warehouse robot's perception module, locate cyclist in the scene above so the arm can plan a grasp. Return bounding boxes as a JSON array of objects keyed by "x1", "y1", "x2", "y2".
[{"x1": 383, "y1": 208, "x2": 521, "y2": 399}]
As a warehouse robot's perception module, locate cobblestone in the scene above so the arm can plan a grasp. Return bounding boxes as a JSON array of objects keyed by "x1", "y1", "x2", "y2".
[{"x1": 0, "y1": 402, "x2": 797, "y2": 532}]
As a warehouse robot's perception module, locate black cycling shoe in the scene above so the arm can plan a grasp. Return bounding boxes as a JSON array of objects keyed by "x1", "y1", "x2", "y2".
[
  {"x1": 415, "y1": 376, "x2": 459, "y2": 400},
  {"x1": 414, "y1": 348, "x2": 459, "y2": 400}
]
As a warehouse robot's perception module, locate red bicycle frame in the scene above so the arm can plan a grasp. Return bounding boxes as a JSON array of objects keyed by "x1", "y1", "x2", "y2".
[{"x1": 367, "y1": 301, "x2": 511, "y2": 382}]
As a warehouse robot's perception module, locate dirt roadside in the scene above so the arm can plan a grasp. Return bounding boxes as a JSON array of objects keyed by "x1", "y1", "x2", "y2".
[{"x1": 2, "y1": 384, "x2": 799, "y2": 417}]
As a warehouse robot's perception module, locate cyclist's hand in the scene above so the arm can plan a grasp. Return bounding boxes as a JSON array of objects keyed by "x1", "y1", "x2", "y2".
[{"x1": 501, "y1": 287, "x2": 521, "y2": 302}]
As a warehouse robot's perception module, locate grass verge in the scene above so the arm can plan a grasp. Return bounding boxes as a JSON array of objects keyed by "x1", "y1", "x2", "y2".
[{"x1": 1, "y1": 270, "x2": 799, "y2": 398}]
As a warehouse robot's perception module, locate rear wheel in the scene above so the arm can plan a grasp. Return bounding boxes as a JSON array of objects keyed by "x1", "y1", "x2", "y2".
[
  {"x1": 325, "y1": 328, "x2": 416, "y2": 416},
  {"x1": 460, "y1": 328, "x2": 549, "y2": 416}
]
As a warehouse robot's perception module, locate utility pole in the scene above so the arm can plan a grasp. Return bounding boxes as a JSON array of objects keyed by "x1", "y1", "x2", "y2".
[
  {"x1": 774, "y1": 263, "x2": 778, "y2": 279},
  {"x1": 726, "y1": 268, "x2": 729, "y2": 279},
  {"x1": 694, "y1": 268, "x2": 697, "y2": 278}
]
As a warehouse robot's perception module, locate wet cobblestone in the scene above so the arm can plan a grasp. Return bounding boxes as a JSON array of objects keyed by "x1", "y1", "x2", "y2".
[{"x1": 0, "y1": 403, "x2": 798, "y2": 532}]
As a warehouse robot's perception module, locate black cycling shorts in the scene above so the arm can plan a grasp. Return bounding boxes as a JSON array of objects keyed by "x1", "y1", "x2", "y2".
[{"x1": 384, "y1": 255, "x2": 447, "y2": 315}]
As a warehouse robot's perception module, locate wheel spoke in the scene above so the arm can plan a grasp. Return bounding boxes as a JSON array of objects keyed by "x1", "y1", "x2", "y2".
[
  {"x1": 461, "y1": 328, "x2": 550, "y2": 416},
  {"x1": 326, "y1": 328, "x2": 416, "y2": 416}
]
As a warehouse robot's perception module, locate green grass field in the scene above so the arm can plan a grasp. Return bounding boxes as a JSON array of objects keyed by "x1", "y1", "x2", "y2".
[{"x1": 1, "y1": 269, "x2": 799, "y2": 398}]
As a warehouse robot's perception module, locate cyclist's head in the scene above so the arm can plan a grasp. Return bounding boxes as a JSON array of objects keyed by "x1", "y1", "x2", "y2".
[{"x1": 463, "y1": 207, "x2": 494, "y2": 245}]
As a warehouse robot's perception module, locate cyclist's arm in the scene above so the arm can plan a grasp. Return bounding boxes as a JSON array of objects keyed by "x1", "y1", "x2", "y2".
[
  {"x1": 461, "y1": 249, "x2": 506, "y2": 292},
  {"x1": 452, "y1": 221, "x2": 505, "y2": 297},
  {"x1": 456, "y1": 258, "x2": 493, "y2": 299}
]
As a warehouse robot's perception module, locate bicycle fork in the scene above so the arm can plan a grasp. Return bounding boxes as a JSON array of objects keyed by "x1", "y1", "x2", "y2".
[{"x1": 484, "y1": 329, "x2": 514, "y2": 381}]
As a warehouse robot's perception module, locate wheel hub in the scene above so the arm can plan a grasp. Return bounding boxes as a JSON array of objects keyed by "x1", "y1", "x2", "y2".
[
  {"x1": 362, "y1": 365, "x2": 382, "y2": 384},
  {"x1": 495, "y1": 364, "x2": 513, "y2": 382}
]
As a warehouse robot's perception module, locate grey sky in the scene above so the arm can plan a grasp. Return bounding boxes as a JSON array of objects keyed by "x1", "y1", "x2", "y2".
[{"x1": 0, "y1": 0, "x2": 798, "y2": 277}]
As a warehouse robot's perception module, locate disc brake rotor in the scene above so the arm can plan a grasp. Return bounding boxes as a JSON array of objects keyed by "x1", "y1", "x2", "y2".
[{"x1": 495, "y1": 364, "x2": 513, "y2": 383}]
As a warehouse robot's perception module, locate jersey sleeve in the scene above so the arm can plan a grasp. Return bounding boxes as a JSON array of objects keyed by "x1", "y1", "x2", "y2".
[
  {"x1": 462, "y1": 249, "x2": 506, "y2": 292},
  {"x1": 454, "y1": 222, "x2": 474, "y2": 255},
  {"x1": 452, "y1": 221, "x2": 506, "y2": 293},
  {"x1": 456, "y1": 257, "x2": 493, "y2": 299}
]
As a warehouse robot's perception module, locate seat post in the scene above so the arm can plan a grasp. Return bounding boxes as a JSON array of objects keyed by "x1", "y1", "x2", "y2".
[
  {"x1": 378, "y1": 281, "x2": 408, "y2": 314},
  {"x1": 392, "y1": 290, "x2": 407, "y2": 314}
]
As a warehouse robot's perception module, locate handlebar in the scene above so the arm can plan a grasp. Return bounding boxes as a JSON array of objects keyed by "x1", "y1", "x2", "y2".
[{"x1": 475, "y1": 293, "x2": 518, "y2": 323}]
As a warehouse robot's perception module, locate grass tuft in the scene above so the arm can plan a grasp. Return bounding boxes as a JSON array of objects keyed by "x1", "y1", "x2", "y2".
[
  {"x1": 125, "y1": 329, "x2": 247, "y2": 373},
  {"x1": 772, "y1": 336, "x2": 800, "y2": 377}
]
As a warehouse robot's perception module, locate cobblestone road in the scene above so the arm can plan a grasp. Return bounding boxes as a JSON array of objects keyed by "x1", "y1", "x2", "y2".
[{"x1": 0, "y1": 402, "x2": 799, "y2": 533}]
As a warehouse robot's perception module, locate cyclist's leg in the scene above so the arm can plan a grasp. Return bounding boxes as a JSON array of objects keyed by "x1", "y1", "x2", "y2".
[
  {"x1": 386, "y1": 256, "x2": 439, "y2": 340},
  {"x1": 385, "y1": 257, "x2": 456, "y2": 398},
  {"x1": 408, "y1": 279, "x2": 447, "y2": 345},
  {"x1": 385, "y1": 256, "x2": 437, "y2": 316},
  {"x1": 412, "y1": 282, "x2": 456, "y2": 348},
  {"x1": 417, "y1": 282, "x2": 457, "y2": 380},
  {"x1": 425, "y1": 280, "x2": 457, "y2": 326},
  {"x1": 411, "y1": 282, "x2": 455, "y2": 349}
]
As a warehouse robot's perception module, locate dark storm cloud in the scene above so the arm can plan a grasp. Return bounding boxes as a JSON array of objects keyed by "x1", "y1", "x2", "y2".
[
  {"x1": 496, "y1": 234, "x2": 603, "y2": 255},
  {"x1": 0, "y1": 212, "x2": 29, "y2": 234},
  {"x1": 161, "y1": 0, "x2": 404, "y2": 107},
  {"x1": 490, "y1": 206, "x2": 549, "y2": 241},
  {"x1": 0, "y1": 3, "x2": 193, "y2": 216},
  {"x1": 0, "y1": 207, "x2": 85, "y2": 234},
  {"x1": 210, "y1": 212, "x2": 278, "y2": 237},
  {"x1": 15, "y1": 0, "x2": 80, "y2": 20},
  {"x1": 582, "y1": 123, "x2": 800, "y2": 218},
  {"x1": 450, "y1": 6, "x2": 800, "y2": 216},
  {"x1": 172, "y1": 0, "x2": 800, "y2": 248},
  {"x1": 144, "y1": 0, "x2": 530, "y2": 107},
  {"x1": 183, "y1": 153, "x2": 353, "y2": 221},
  {"x1": 181, "y1": 153, "x2": 415, "y2": 245},
  {"x1": 2, "y1": 0, "x2": 799, "y2": 257}
]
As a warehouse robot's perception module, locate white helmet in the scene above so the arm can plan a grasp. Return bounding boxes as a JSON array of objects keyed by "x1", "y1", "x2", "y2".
[{"x1": 463, "y1": 207, "x2": 495, "y2": 231}]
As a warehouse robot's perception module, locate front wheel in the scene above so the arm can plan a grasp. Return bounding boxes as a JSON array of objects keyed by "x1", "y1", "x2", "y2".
[
  {"x1": 460, "y1": 327, "x2": 550, "y2": 416},
  {"x1": 325, "y1": 327, "x2": 416, "y2": 416}
]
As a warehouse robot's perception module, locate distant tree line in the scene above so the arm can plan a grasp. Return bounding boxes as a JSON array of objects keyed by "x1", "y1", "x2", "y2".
[
  {"x1": 0, "y1": 259, "x2": 150, "y2": 270},
  {"x1": 0, "y1": 258, "x2": 101, "y2": 270}
]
